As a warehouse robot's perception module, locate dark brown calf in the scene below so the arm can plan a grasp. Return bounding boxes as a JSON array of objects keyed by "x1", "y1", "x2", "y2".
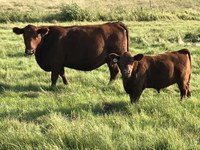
[
  {"x1": 13, "y1": 22, "x2": 128, "y2": 86},
  {"x1": 109, "y1": 49, "x2": 191, "y2": 103}
]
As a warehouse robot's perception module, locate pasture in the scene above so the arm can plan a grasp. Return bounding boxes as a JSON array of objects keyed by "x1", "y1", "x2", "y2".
[
  {"x1": 0, "y1": 0, "x2": 200, "y2": 149},
  {"x1": 0, "y1": 21, "x2": 199, "y2": 150}
]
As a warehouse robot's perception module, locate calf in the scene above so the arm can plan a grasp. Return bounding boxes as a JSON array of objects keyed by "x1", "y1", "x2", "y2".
[{"x1": 109, "y1": 49, "x2": 191, "y2": 103}]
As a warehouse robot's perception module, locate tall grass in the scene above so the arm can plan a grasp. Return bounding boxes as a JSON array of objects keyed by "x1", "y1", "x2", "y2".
[{"x1": 0, "y1": 21, "x2": 200, "y2": 149}]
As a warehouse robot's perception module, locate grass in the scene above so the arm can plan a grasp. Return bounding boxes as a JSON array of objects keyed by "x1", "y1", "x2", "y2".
[
  {"x1": 0, "y1": 20, "x2": 200, "y2": 149},
  {"x1": 1, "y1": 0, "x2": 200, "y2": 22}
]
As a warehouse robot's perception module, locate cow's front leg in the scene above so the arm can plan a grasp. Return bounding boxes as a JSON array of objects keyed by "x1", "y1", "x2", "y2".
[
  {"x1": 130, "y1": 94, "x2": 140, "y2": 103},
  {"x1": 51, "y1": 70, "x2": 59, "y2": 87},
  {"x1": 107, "y1": 61, "x2": 120, "y2": 83},
  {"x1": 60, "y1": 67, "x2": 68, "y2": 85}
]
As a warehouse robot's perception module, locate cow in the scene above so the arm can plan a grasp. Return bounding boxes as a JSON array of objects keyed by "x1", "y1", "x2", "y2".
[
  {"x1": 109, "y1": 49, "x2": 191, "y2": 103},
  {"x1": 13, "y1": 22, "x2": 129, "y2": 86}
]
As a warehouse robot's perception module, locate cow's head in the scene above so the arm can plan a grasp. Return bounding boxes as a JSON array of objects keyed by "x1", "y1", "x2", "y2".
[
  {"x1": 109, "y1": 52, "x2": 143, "y2": 78},
  {"x1": 13, "y1": 25, "x2": 49, "y2": 55}
]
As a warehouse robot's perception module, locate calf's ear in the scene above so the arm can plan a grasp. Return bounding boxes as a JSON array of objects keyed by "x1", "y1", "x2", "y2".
[
  {"x1": 133, "y1": 54, "x2": 144, "y2": 61},
  {"x1": 37, "y1": 27, "x2": 49, "y2": 37},
  {"x1": 13, "y1": 27, "x2": 23, "y2": 34},
  {"x1": 108, "y1": 53, "x2": 120, "y2": 63}
]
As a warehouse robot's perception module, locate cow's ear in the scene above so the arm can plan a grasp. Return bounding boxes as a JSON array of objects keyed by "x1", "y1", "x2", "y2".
[
  {"x1": 37, "y1": 27, "x2": 49, "y2": 37},
  {"x1": 133, "y1": 54, "x2": 144, "y2": 61},
  {"x1": 13, "y1": 27, "x2": 23, "y2": 35},
  {"x1": 109, "y1": 53, "x2": 120, "y2": 63}
]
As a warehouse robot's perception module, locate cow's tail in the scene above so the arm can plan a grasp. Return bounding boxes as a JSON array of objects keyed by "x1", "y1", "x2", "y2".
[
  {"x1": 179, "y1": 48, "x2": 192, "y2": 97},
  {"x1": 118, "y1": 22, "x2": 129, "y2": 52},
  {"x1": 179, "y1": 48, "x2": 191, "y2": 67}
]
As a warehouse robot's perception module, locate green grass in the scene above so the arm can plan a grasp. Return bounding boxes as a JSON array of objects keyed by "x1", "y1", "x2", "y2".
[{"x1": 0, "y1": 21, "x2": 200, "y2": 149}]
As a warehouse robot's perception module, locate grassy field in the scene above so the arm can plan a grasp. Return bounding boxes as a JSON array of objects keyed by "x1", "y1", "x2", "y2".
[
  {"x1": 1, "y1": 0, "x2": 200, "y2": 22},
  {"x1": 0, "y1": 0, "x2": 200, "y2": 149},
  {"x1": 0, "y1": 20, "x2": 200, "y2": 149}
]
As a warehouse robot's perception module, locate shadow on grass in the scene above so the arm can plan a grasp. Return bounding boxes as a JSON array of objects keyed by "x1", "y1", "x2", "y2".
[
  {"x1": 0, "y1": 83, "x2": 10, "y2": 94},
  {"x1": 102, "y1": 101, "x2": 129, "y2": 114},
  {"x1": 7, "y1": 52, "x2": 26, "y2": 58},
  {"x1": 0, "y1": 82, "x2": 60, "y2": 94},
  {"x1": 0, "y1": 101, "x2": 130, "y2": 122},
  {"x1": 55, "y1": 101, "x2": 130, "y2": 117}
]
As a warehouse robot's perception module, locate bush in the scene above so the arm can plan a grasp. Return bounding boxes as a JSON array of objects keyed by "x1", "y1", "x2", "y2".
[
  {"x1": 177, "y1": 10, "x2": 200, "y2": 20},
  {"x1": 184, "y1": 33, "x2": 200, "y2": 43},
  {"x1": 59, "y1": 3, "x2": 97, "y2": 21},
  {"x1": 0, "y1": 11, "x2": 45, "y2": 23},
  {"x1": 134, "y1": 8, "x2": 158, "y2": 21}
]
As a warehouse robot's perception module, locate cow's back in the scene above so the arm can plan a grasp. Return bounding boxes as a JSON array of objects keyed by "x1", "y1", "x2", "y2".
[{"x1": 60, "y1": 22, "x2": 129, "y2": 71}]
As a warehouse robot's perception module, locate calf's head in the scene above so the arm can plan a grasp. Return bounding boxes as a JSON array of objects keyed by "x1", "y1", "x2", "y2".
[
  {"x1": 109, "y1": 52, "x2": 143, "y2": 78},
  {"x1": 13, "y1": 25, "x2": 49, "y2": 55}
]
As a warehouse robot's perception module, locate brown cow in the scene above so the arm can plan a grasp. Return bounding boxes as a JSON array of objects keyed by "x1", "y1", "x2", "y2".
[
  {"x1": 109, "y1": 49, "x2": 191, "y2": 103},
  {"x1": 13, "y1": 22, "x2": 128, "y2": 86}
]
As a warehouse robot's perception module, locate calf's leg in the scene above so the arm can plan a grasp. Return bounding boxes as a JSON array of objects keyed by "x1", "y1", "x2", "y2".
[{"x1": 129, "y1": 88, "x2": 144, "y2": 103}]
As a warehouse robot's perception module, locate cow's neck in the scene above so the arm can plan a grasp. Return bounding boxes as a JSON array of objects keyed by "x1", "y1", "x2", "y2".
[
  {"x1": 35, "y1": 39, "x2": 45, "y2": 62},
  {"x1": 34, "y1": 36, "x2": 52, "y2": 71}
]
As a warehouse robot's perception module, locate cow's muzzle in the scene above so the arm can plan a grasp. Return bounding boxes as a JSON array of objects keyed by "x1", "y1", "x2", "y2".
[
  {"x1": 25, "y1": 49, "x2": 35, "y2": 55},
  {"x1": 123, "y1": 69, "x2": 131, "y2": 77}
]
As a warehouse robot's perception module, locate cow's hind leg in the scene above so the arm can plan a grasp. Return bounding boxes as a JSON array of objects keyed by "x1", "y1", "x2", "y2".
[
  {"x1": 186, "y1": 74, "x2": 191, "y2": 97},
  {"x1": 178, "y1": 73, "x2": 191, "y2": 100},
  {"x1": 107, "y1": 62, "x2": 120, "y2": 83},
  {"x1": 187, "y1": 85, "x2": 191, "y2": 97},
  {"x1": 60, "y1": 67, "x2": 68, "y2": 85},
  {"x1": 178, "y1": 81, "x2": 187, "y2": 100}
]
